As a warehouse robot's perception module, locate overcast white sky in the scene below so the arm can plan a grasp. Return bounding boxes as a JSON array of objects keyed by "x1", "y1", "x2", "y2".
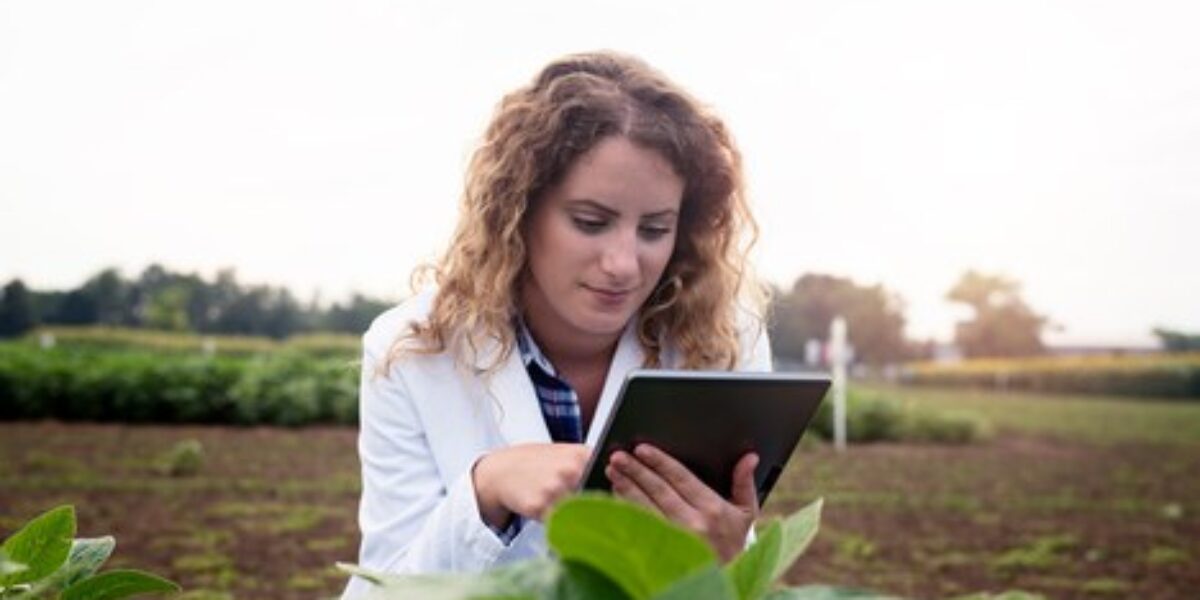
[{"x1": 2, "y1": 0, "x2": 1197, "y2": 346}]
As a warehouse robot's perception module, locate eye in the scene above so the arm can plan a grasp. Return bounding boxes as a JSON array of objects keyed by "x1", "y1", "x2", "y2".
[
  {"x1": 639, "y1": 225, "x2": 673, "y2": 241},
  {"x1": 572, "y1": 216, "x2": 608, "y2": 234}
]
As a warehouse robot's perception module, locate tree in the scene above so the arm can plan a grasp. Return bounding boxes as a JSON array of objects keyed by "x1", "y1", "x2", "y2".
[
  {"x1": 947, "y1": 270, "x2": 1047, "y2": 358},
  {"x1": 144, "y1": 284, "x2": 191, "y2": 331},
  {"x1": 1152, "y1": 327, "x2": 1200, "y2": 352},
  {"x1": 84, "y1": 268, "x2": 132, "y2": 325},
  {"x1": 769, "y1": 273, "x2": 909, "y2": 366},
  {"x1": 324, "y1": 294, "x2": 391, "y2": 333},
  {"x1": 0, "y1": 279, "x2": 39, "y2": 338}
]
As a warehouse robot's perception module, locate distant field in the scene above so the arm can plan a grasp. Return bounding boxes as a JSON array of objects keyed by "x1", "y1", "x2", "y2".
[
  {"x1": 1, "y1": 385, "x2": 1198, "y2": 599},
  {"x1": 860, "y1": 383, "x2": 1200, "y2": 444}
]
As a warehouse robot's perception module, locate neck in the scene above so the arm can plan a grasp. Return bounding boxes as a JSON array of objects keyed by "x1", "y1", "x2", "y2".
[{"x1": 531, "y1": 323, "x2": 619, "y2": 372}]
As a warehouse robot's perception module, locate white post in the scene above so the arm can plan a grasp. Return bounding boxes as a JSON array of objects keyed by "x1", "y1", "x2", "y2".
[{"x1": 830, "y1": 316, "x2": 848, "y2": 452}]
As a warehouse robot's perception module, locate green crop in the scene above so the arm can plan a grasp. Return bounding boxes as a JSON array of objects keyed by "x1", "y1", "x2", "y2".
[
  {"x1": 341, "y1": 494, "x2": 1046, "y2": 600},
  {"x1": 341, "y1": 495, "x2": 875, "y2": 599},
  {"x1": 0, "y1": 506, "x2": 178, "y2": 599}
]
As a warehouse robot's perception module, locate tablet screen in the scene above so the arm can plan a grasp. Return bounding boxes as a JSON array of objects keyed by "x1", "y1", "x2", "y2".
[{"x1": 579, "y1": 370, "x2": 830, "y2": 505}]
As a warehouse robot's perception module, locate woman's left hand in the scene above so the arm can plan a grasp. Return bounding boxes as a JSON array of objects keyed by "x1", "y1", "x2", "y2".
[{"x1": 605, "y1": 444, "x2": 759, "y2": 562}]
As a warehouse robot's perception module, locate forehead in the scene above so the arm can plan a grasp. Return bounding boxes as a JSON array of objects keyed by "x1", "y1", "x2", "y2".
[{"x1": 550, "y1": 136, "x2": 684, "y2": 213}]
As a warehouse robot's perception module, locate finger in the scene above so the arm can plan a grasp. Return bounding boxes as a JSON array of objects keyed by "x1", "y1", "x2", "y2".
[
  {"x1": 730, "y1": 452, "x2": 760, "y2": 511},
  {"x1": 606, "y1": 464, "x2": 656, "y2": 510},
  {"x1": 610, "y1": 450, "x2": 697, "y2": 520},
  {"x1": 633, "y1": 444, "x2": 724, "y2": 506}
]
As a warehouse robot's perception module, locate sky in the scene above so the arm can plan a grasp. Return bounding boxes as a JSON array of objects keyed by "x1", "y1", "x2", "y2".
[{"x1": 2, "y1": 0, "x2": 1197, "y2": 346}]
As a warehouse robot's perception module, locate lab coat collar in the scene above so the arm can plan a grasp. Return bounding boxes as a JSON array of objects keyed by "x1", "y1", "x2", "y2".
[{"x1": 473, "y1": 320, "x2": 645, "y2": 448}]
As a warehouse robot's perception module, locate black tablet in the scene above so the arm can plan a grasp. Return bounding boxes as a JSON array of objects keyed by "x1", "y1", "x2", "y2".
[{"x1": 580, "y1": 369, "x2": 830, "y2": 506}]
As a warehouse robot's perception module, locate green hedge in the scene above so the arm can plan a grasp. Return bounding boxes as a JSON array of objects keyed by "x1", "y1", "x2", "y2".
[
  {"x1": 0, "y1": 345, "x2": 359, "y2": 426},
  {"x1": 807, "y1": 388, "x2": 988, "y2": 444}
]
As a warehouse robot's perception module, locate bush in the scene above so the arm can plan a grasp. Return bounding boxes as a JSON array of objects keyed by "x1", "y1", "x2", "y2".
[
  {"x1": 808, "y1": 388, "x2": 987, "y2": 444},
  {"x1": 156, "y1": 439, "x2": 204, "y2": 477},
  {"x1": 0, "y1": 344, "x2": 358, "y2": 426},
  {"x1": 901, "y1": 409, "x2": 989, "y2": 444}
]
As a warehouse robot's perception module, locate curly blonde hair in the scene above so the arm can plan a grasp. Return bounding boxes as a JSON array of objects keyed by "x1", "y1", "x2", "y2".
[{"x1": 387, "y1": 51, "x2": 763, "y2": 373}]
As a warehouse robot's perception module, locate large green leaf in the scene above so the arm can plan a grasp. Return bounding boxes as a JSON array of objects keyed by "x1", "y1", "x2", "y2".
[
  {"x1": 0, "y1": 551, "x2": 28, "y2": 578},
  {"x1": 0, "y1": 505, "x2": 75, "y2": 587},
  {"x1": 724, "y1": 521, "x2": 783, "y2": 600},
  {"x1": 763, "y1": 585, "x2": 896, "y2": 600},
  {"x1": 546, "y1": 494, "x2": 717, "y2": 600},
  {"x1": 724, "y1": 499, "x2": 823, "y2": 600},
  {"x1": 554, "y1": 561, "x2": 632, "y2": 600},
  {"x1": 60, "y1": 569, "x2": 179, "y2": 600},
  {"x1": 650, "y1": 565, "x2": 737, "y2": 600},
  {"x1": 342, "y1": 559, "x2": 563, "y2": 600}
]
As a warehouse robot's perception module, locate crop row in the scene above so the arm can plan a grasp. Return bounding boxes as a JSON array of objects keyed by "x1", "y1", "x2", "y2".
[
  {"x1": 0, "y1": 344, "x2": 360, "y2": 425},
  {"x1": 901, "y1": 353, "x2": 1200, "y2": 398},
  {"x1": 20, "y1": 326, "x2": 360, "y2": 358}
]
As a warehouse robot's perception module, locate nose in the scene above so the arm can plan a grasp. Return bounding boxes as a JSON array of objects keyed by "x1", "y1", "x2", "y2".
[{"x1": 599, "y1": 227, "x2": 639, "y2": 284}]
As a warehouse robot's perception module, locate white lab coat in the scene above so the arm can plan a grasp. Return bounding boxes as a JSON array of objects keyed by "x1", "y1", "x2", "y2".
[{"x1": 342, "y1": 289, "x2": 772, "y2": 598}]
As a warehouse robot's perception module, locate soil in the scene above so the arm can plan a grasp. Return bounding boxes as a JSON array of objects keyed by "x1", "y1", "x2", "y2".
[{"x1": 1, "y1": 423, "x2": 1197, "y2": 599}]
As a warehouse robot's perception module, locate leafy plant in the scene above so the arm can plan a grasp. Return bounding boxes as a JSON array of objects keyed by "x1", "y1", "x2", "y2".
[
  {"x1": 0, "y1": 505, "x2": 178, "y2": 599},
  {"x1": 341, "y1": 494, "x2": 889, "y2": 600},
  {"x1": 156, "y1": 439, "x2": 204, "y2": 477}
]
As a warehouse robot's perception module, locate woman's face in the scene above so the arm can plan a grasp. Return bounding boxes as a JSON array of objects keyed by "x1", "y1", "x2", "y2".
[{"x1": 522, "y1": 136, "x2": 684, "y2": 348}]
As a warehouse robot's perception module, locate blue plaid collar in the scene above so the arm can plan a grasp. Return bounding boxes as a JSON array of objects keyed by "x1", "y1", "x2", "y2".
[{"x1": 514, "y1": 317, "x2": 559, "y2": 376}]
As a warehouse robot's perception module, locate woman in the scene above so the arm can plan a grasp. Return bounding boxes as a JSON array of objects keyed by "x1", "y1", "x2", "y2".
[{"x1": 344, "y1": 51, "x2": 772, "y2": 597}]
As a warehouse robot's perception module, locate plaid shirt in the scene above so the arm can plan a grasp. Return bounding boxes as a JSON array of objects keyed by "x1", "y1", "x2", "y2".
[{"x1": 515, "y1": 319, "x2": 584, "y2": 443}]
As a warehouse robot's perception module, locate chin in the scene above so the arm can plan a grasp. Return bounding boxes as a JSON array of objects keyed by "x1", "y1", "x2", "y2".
[{"x1": 572, "y1": 311, "x2": 634, "y2": 338}]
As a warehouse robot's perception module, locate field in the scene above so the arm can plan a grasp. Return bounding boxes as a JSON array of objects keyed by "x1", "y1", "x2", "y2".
[{"x1": 2, "y1": 386, "x2": 1199, "y2": 599}]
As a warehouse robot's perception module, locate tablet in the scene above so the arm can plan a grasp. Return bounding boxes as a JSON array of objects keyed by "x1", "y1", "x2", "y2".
[{"x1": 580, "y1": 369, "x2": 830, "y2": 506}]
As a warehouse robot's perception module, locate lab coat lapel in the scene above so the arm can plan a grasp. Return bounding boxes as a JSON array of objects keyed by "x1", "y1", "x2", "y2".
[
  {"x1": 476, "y1": 340, "x2": 552, "y2": 446},
  {"x1": 585, "y1": 323, "x2": 645, "y2": 447}
]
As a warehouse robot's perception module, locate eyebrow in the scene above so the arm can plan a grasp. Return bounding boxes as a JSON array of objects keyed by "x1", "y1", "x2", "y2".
[{"x1": 566, "y1": 199, "x2": 679, "y2": 219}]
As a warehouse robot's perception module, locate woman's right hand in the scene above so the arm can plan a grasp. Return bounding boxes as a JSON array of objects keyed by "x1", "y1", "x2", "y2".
[{"x1": 472, "y1": 443, "x2": 592, "y2": 527}]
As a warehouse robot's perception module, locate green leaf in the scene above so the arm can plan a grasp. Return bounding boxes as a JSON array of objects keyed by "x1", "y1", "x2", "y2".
[
  {"x1": 58, "y1": 537, "x2": 117, "y2": 589},
  {"x1": 724, "y1": 499, "x2": 823, "y2": 600},
  {"x1": 0, "y1": 505, "x2": 76, "y2": 587},
  {"x1": 0, "y1": 551, "x2": 28, "y2": 578},
  {"x1": 770, "y1": 498, "x2": 822, "y2": 584},
  {"x1": 546, "y1": 494, "x2": 717, "y2": 600},
  {"x1": 650, "y1": 565, "x2": 737, "y2": 600},
  {"x1": 60, "y1": 569, "x2": 179, "y2": 600},
  {"x1": 949, "y1": 593, "x2": 1048, "y2": 600},
  {"x1": 763, "y1": 585, "x2": 896, "y2": 600},
  {"x1": 342, "y1": 559, "x2": 562, "y2": 600},
  {"x1": 725, "y1": 521, "x2": 783, "y2": 600},
  {"x1": 554, "y1": 561, "x2": 631, "y2": 600}
]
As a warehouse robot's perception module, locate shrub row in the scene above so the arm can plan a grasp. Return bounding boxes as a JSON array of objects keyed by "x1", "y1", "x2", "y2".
[
  {"x1": 901, "y1": 353, "x2": 1200, "y2": 399},
  {"x1": 22, "y1": 326, "x2": 360, "y2": 358},
  {"x1": 0, "y1": 344, "x2": 360, "y2": 426},
  {"x1": 807, "y1": 388, "x2": 988, "y2": 444}
]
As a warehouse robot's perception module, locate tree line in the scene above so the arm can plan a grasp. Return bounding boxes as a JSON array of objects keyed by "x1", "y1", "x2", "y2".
[
  {"x1": 2, "y1": 265, "x2": 1191, "y2": 362},
  {"x1": 0, "y1": 265, "x2": 392, "y2": 339},
  {"x1": 769, "y1": 270, "x2": 1053, "y2": 366}
]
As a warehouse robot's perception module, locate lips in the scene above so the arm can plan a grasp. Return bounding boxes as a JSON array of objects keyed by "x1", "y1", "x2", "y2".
[{"x1": 583, "y1": 284, "x2": 635, "y2": 306}]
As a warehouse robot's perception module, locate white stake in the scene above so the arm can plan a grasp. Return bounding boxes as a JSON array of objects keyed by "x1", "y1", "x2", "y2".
[{"x1": 830, "y1": 316, "x2": 848, "y2": 452}]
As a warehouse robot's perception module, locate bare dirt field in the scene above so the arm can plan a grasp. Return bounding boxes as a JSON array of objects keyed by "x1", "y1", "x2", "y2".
[{"x1": 2, "y1": 388, "x2": 1198, "y2": 599}]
